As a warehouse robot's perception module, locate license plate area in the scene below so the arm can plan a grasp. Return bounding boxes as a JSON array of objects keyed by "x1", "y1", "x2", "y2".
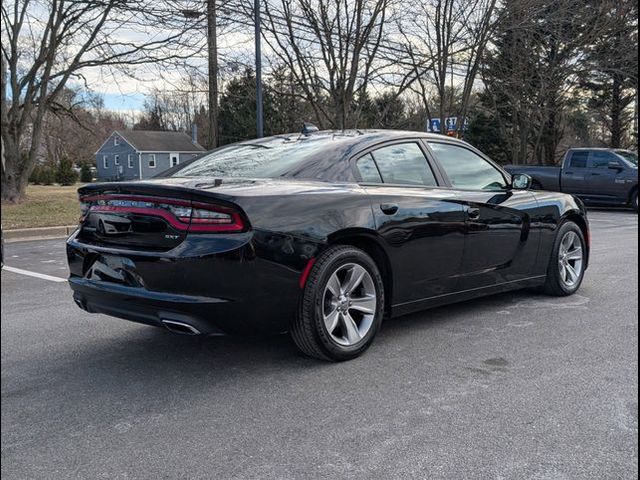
[{"x1": 84, "y1": 254, "x2": 145, "y2": 288}]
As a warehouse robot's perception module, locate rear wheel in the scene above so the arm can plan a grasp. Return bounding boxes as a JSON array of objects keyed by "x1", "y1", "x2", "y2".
[
  {"x1": 291, "y1": 245, "x2": 385, "y2": 361},
  {"x1": 542, "y1": 222, "x2": 586, "y2": 296}
]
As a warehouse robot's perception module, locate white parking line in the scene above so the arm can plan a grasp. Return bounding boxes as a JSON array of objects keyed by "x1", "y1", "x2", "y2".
[{"x1": 2, "y1": 266, "x2": 67, "y2": 283}]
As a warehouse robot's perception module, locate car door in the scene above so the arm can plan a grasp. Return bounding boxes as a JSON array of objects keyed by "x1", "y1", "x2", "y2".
[
  {"x1": 354, "y1": 141, "x2": 466, "y2": 304},
  {"x1": 586, "y1": 151, "x2": 631, "y2": 201},
  {"x1": 562, "y1": 150, "x2": 590, "y2": 195},
  {"x1": 426, "y1": 141, "x2": 540, "y2": 291}
]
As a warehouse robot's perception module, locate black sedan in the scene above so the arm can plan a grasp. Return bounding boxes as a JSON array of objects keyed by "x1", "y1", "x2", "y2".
[{"x1": 67, "y1": 130, "x2": 590, "y2": 361}]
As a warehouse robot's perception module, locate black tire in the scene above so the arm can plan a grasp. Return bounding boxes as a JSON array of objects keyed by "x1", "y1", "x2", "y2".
[
  {"x1": 291, "y1": 245, "x2": 385, "y2": 361},
  {"x1": 631, "y1": 190, "x2": 638, "y2": 213},
  {"x1": 542, "y1": 221, "x2": 587, "y2": 296}
]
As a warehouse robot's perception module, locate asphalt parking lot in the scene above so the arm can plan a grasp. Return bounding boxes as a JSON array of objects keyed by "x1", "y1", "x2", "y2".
[{"x1": 1, "y1": 210, "x2": 638, "y2": 479}]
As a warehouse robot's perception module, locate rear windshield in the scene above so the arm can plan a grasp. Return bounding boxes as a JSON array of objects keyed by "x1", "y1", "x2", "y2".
[{"x1": 167, "y1": 136, "x2": 332, "y2": 178}]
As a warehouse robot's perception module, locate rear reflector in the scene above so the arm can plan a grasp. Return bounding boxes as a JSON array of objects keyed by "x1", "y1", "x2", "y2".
[
  {"x1": 299, "y1": 258, "x2": 316, "y2": 289},
  {"x1": 80, "y1": 194, "x2": 245, "y2": 233}
]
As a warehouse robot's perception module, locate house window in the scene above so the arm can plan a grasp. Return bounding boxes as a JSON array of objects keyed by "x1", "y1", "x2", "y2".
[
  {"x1": 103, "y1": 155, "x2": 109, "y2": 168},
  {"x1": 128, "y1": 154, "x2": 134, "y2": 168},
  {"x1": 114, "y1": 136, "x2": 120, "y2": 146},
  {"x1": 171, "y1": 155, "x2": 179, "y2": 167},
  {"x1": 114, "y1": 155, "x2": 120, "y2": 166},
  {"x1": 148, "y1": 154, "x2": 156, "y2": 168}
]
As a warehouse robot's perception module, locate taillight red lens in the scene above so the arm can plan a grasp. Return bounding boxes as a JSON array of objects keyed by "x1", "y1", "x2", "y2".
[
  {"x1": 79, "y1": 195, "x2": 246, "y2": 233},
  {"x1": 188, "y1": 203, "x2": 245, "y2": 232}
]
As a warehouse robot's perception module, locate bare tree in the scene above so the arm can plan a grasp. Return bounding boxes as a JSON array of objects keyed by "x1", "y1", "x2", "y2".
[
  {"x1": 399, "y1": 0, "x2": 497, "y2": 134},
  {"x1": 260, "y1": 0, "x2": 390, "y2": 129},
  {"x1": 0, "y1": 0, "x2": 197, "y2": 202}
]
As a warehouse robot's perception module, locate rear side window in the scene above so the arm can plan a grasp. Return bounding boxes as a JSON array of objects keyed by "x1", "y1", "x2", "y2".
[
  {"x1": 569, "y1": 151, "x2": 588, "y2": 168},
  {"x1": 356, "y1": 154, "x2": 383, "y2": 183},
  {"x1": 369, "y1": 143, "x2": 437, "y2": 186}
]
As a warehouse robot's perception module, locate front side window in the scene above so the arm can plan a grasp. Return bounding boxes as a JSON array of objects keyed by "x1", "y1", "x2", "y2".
[
  {"x1": 429, "y1": 142, "x2": 507, "y2": 190},
  {"x1": 590, "y1": 151, "x2": 618, "y2": 168},
  {"x1": 569, "y1": 151, "x2": 588, "y2": 168},
  {"x1": 370, "y1": 143, "x2": 437, "y2": 186},
  {"x1": 148, "y1": 154, "x2": 156, "y2": 168}
]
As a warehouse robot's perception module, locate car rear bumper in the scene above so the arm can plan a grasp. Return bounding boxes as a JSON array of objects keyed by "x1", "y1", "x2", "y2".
[
  {"x1": 66, "y1": 231, "x2": 305, "y2": 335},
  {"x1": 70, "y1": 276, "x2": 230, "y2": 335}
]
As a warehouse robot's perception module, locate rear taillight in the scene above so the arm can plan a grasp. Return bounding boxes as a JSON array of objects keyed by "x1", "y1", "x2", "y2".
[
  {"x1": 79, "y1": 195, "x2": 246, "y2": 233},
  {"x1": 188, "y1": 203, "x2": 245, "y2": 232}
]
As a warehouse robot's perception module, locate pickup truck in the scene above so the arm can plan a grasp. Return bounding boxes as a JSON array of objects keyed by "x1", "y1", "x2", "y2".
[{"x1": 506, "y1": 148, "x2": 638, "y2": 212}]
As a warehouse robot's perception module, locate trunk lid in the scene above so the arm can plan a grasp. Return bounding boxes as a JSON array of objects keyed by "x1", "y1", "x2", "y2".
[{"x1": 76, "y1": 181, "x2": 247, "y2": 250}]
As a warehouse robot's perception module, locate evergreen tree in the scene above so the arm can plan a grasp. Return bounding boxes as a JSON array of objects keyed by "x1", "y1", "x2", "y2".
[{"x1": 56, "y1": 157, "x2": 78, "y2": 185}]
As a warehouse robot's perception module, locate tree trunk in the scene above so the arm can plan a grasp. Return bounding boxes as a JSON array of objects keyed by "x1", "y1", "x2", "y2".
[
  {"x1": 610, "y1": 73, "x2": 623, "y2": 148},
  {"x1": 1, "y1": 138, "x2": 31, "y2": 203},
  {"x1": 207, "y1": 0, "x2": 219, "y2": 148}
]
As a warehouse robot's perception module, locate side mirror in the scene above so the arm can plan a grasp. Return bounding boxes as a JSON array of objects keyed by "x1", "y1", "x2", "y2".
[
  {"x1": 608, "y1": 161, "x2": 624, "y2": 171},
  {"x1": 511, "y1": 173, "x2": 532, "y2": 190}
]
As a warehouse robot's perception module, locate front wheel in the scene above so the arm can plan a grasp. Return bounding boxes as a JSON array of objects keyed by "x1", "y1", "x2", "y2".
[
  {"x1": 291, "y1": 245, "x2": 385, "y2": 361},
  {"x1": 542, "y1": 222, "x2": 587, "y2": 296},
  {"x1": 631, "y1": 190, "x2": 638, "y2": 213}
]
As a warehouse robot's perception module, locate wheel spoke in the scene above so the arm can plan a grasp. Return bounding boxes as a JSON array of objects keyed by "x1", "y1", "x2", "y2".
[
  {"x1": 560, "y1": 263, "x2": 568, "y2": 283},
  {"x1": 326, "y1": 273, "x2": 342, "y2": 297},
  {"x1": 348, "y1": 294, "x2": 376, "y2": 314},
  {"x1": 561, "y1": 233, "x2": 570, "y2": 251},
  {"x1": 340, "y1": 312, "x2": 362, "y2": 344},
  {"x1": 566, "y1": 264, "x2": 579, "y2": 283},
  {"x1": 324, "y1": 308, "x2": 340, "y2": 334},
  {"x1": 566, "y1": 247, "x2": 583, "y2": 262},
  {"x1": 342, "y1": 265, "x2": 366, "y2": 295}
]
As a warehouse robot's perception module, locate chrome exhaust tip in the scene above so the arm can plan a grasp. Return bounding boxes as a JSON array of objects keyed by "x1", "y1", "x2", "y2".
[{"x1": 161, "y1": 319, "x2": 201, "y2": 335}]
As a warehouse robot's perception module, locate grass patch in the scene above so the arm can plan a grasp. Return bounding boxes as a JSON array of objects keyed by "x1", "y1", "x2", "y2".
[{"x1": 1, "y1": 184, "x2": 81, "y2": 230}]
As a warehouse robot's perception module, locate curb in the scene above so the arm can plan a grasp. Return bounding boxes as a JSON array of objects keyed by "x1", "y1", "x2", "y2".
[{"x1": 3, "y1": 225, "x2": 77, "y2": 243}]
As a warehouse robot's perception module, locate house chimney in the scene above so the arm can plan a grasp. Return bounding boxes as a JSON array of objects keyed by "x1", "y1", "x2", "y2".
[{"x1": 191, "y1": 124, "x2": 198, "y2": 144}]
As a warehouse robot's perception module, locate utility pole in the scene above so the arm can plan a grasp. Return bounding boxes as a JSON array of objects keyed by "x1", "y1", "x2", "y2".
[
  {"x1": 207, "y1": 0, "x2": 219, "y2": 148},
  {"x1": 255, "y1": 0, "x2": 263, "y2": 138}
]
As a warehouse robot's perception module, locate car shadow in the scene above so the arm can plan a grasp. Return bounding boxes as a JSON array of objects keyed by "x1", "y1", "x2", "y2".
[{"x1": 3, "y1": 288, "x2": 553, "y2": 419}]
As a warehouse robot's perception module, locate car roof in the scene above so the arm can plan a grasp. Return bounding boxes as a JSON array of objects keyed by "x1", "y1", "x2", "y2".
[
  {"x1": 568, "y1": 147, "x2": 619, "y2": 151},
  {"x1": 238, "y1": 129, "x2": 466, "y2": 158}
]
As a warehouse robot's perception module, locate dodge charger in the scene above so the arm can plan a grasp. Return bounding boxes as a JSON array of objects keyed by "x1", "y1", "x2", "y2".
[{"x1": 67, "y1": 130, "x2": 590, "y2": 361}]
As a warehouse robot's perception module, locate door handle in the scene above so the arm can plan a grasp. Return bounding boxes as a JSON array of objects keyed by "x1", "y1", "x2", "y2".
[
  {"x1": 380, "y1": 203, "x2": 399, "y2": 215},
  {"x1": 468, "y1": 208, "x2": 481, "y2": 220}
]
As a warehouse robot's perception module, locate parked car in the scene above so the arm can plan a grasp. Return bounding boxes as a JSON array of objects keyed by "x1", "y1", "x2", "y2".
[
  {"x1": 506, "y1": 148, "x2": 638, "y2": 212},
  {"x1": 67, "y1": 130, "x2": 590, "y2": 361}
]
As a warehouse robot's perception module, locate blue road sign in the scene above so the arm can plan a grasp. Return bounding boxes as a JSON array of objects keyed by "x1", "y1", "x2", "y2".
[
  {"x1": 428, "y1": 118, "x2": 441, "y2": 133},
  {"x1": 445, "y1": 117, "x2": 457, "y2": 132}
]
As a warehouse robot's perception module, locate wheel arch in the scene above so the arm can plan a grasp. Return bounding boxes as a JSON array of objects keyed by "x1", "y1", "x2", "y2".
[{"x1": 326, "y1": 229, "x2": 393, "y2": 316}]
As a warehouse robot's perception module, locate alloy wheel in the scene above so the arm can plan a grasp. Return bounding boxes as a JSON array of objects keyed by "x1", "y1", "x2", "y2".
[
  {"x1": 322, "y1": 263, "x2": 377, "y2": 346},
  {"x1": 558, "y1": 231, "x2": 584, "y2": 289}
]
